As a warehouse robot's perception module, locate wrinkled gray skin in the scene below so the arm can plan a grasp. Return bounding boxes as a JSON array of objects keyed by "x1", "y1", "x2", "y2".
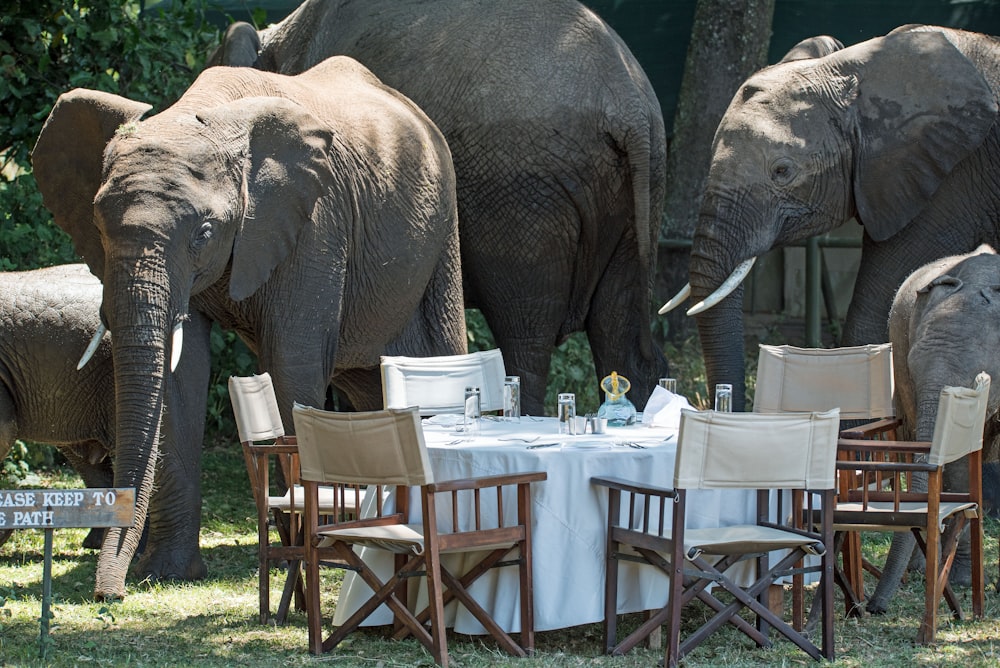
[
  {"x1": 0, "y1": 264, "x2": 209, "y2": 578},
  {"x1": 682, "y1": 25, "x2": 1000, "y2": 410},
  {"x1": 31, "y1": 57, "x2": 466, "y2": 599},
  {"x1": 209, "y1": 0, "x2": 668, "y2": 414},
  {"x1": 865, "y1": 246, "x2": 1000, "y2": 613}
]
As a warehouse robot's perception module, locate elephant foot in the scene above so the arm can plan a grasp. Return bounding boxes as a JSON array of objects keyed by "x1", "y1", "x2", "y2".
[
  {"x1": 82, "y1": 527, "x2": 105, "y2": 550},
  {"x1": 137, "y1": 548, "x2": 207, "y2": 582},
  {"x1": 865, "y1": 598, "x2": 889, "y2": 615},
  {"x1": 949, "y1": 559, "x2": 972, "y2": 587}
]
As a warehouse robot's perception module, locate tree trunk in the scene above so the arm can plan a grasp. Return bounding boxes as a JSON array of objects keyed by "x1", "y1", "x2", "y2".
[{"x1": 657, "y1": 0, "x2": 775, "y2": 344}]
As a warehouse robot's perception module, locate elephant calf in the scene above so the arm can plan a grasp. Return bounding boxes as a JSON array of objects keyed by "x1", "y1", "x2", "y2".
[
  {"x1": 0, "y1": 265, "x2": 114, "y2": 548},
  {"x1": 866, "y1": 244, "x2": 1000, "y2": 613},
  {"x1": 0, "y1": 264, "x2": 209, "y2": 578}
]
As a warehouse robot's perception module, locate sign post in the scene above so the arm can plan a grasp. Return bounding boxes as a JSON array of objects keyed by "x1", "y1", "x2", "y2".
[{"x1": 0, "y1": 487, "x2": 135, "y2": 658}]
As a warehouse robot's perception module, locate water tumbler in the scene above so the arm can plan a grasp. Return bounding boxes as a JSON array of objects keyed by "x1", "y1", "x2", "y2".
[
  {"x1": 503, "y1": 375, "x2": 521, "y2": 421},
  {"x1": 714, "y1": 383, "x2": 733, "y2": 412},
  {"x1": 557, "y1": 392, "x2": 576, "y2": 434}
]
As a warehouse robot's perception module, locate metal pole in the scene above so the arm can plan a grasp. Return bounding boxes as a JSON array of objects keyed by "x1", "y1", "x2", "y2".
[
  {"x1": 805, "y1": 237, "x2": 821, "y2": 347},
  {"x1": 40, "y1": 528, "x2": 53, "y2": 658}
]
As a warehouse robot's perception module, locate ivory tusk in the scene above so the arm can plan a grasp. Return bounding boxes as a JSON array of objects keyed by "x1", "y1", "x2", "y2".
[
  {"x1": 170, "y1": 321, "x2": 184, "y2": 373},
  {"x1": 686, "y1": 257, "x2": 758, "y2": 316},
  {"x1": 658, "y1": 283, "x2": 691, "y2": 314},
  {"x1": 77, "y1": 323, "x2": 107, "y2": 370}
]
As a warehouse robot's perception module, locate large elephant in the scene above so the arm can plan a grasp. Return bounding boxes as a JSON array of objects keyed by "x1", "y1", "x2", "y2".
[
  {"x1": 866, "y1": 245, "x2": 1000, "y2": 613},
  {"x1": 210, "y1": 0, "x2": 669, "y2": 414},
  {"x1": 31, "y1": 56, "x2": 466, "y2": 599},
  {"x1": 660, "y1": 25, "x2": 1000, "y2": 410},
  {"x1": 0, "y1": 264, "x2": 209, "y2": 575}
]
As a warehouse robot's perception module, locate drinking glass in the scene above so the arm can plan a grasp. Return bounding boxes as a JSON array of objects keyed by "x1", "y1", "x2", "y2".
[
  {"x1": 557, "y1": 392, "x2": 576, "y2": 434},
  {"x1": 714, "y1": 383, "x2": 733, "y2": 412},
  {"x1": 503, "y1": 375, "x2": 521, "y2": 421},
  {"x1": 464, "y1": 386, "x2": 482, "y2": 435},
  {"x1": 658, "y1": 378, "x2": 678, "y2": 393}
]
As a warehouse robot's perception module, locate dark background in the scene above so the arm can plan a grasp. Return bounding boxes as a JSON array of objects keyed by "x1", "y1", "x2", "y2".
[{"x1": 155, "y1": 0, "x2": 1000, "y2": 136}]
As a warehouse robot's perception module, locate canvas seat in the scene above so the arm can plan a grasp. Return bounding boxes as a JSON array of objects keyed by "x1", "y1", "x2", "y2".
[
  {"x1": 593, "y1": 409, "x2": 840, "y2": 666},
  {"x1": 229, "y1": 373, "x2": 363, "y2": 624},
  {"x1": 293, "y1": 403, "x2": 546, "y2": 667}
]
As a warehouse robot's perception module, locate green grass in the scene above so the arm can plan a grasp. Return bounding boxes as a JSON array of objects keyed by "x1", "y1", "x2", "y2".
[{"x1": 3, "y1": 442, "x2": 1000, "y2": 667}]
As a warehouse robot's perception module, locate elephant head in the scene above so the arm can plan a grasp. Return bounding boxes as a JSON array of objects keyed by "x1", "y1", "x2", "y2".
[
  {"x1": 31, "y1": 75, "x2": 335, "y2": 599},
  {"x1": 660, "y1": 27, "x2": 999, "y2": 409}
]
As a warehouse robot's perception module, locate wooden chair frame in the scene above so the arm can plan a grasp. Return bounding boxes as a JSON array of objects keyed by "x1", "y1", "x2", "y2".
[
  {"x1": 594, "y1": 409, "x2": 839, "y2": 666},
  {"x1": 294, "y1": 403, "x2": 546, "y2": 668}
]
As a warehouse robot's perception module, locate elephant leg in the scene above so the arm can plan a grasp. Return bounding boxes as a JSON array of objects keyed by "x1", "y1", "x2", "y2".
[
  {"x1": 331, "y1": 367, "x2": 383, "y2": 413},
  {"x1": 60, "y1": 441, "x2": 115, "y2": 550},
  {"x1": 867, "y1": 469, "x2": 928, "y2": 614},
  {"x1": 136, "y1": 310, "x2": 211, "y2": 582},
  {"x1": 585, "y1": 245, "x2": 668, "y2": 412},
  {"x1": 0, "y1": 384, "x2": 17, "y2": 549}
]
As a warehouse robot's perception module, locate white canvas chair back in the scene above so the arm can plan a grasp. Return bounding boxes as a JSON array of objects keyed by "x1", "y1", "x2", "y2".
[
  {"x1": 673, "y1": 408, "x2": 840, "y2": 491},
  {"x1": 380, "y1": 349, "x2": 507, "y2": 415},
  {"x1": 929, "y1": 372, "x2": 991, "y2": 467},
  {"x1": 754, "y1": 343, "x2": 894, "y2": 420},
  {"x1": 229, "y1": 372, "x2": 285, "y2": 442},
  {"x1": 292, "y1": 403, "x2": 433, "y2": 487}
]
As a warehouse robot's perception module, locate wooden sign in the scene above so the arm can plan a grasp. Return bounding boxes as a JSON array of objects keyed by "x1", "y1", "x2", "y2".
[{"x1": 0, "y1": 488, "x2": 135, "y2": 529}]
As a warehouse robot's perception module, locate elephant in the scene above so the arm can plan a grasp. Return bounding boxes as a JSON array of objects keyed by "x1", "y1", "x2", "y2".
[
  {"x1": 659, "y1": 25, "x2": 1000, "y2": 410},
  {"x1": 0, "y1": 264, "x2": 209, "y2": 571},
  {"x1": 865, "y1": 245, "x2": 1000, "y2": 613},
  {"x1": 209, "y1": 0, "x2": 669, "y2": 415},
  {"x1": 31, "y1": 56, "x2": 467, "y2": 599}
]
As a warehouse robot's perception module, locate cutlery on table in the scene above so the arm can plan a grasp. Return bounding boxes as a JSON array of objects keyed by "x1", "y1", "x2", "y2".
[
  {"x1": 526, "y1": 442, "x2": 559, "y2": 450},
  {"x1": 498, "y1": 436, "x2": 540, "y2": 443}
]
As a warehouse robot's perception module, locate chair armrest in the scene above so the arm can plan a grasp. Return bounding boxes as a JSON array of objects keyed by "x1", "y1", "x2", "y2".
[
  {"x1": 839, "y1": 417, "x2": 902, "y2": 439},
  {"x1": 246, "y1": 442, "x2": 299, "y2": 455},
  {"x1": 837, "y1": 438, "x2": 931, "y2": 455},
  {"x1": 592, "y1": 475, "x2": 676, "y2": 499},
  {"x1": 837, "y1": 460, "x2": 938, "y2": 474},
  {"x1": 427, "y1": 471, "x2": 547, "y2": 493}
]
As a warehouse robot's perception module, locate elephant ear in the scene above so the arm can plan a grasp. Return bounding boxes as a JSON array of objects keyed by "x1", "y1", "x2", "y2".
[
  {"x1": 777, "y1": 35, "x2": 844, "y2": 63},
  {"x1": 31, "y1": 89, "x2": 152, "y2": 279},
  {"x1": 206, "y1": 22, "x2": 261, "y2": 68},
  {"x1": 199, "y1": 97, "x2": 335, "y2": 302},
  {"x1": 847, "y1": 30, "x2": 998, "y2": 241}
]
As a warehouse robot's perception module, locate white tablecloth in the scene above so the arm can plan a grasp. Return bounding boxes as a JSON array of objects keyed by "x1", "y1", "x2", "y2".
[{"x1": 331, "y1": 415, "x2": 760, "y2": 634}]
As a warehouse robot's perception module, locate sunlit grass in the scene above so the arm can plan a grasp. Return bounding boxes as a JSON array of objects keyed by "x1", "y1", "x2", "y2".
[{"x1": 2, "y1": 431, "x2": 1000, "y2": 666}]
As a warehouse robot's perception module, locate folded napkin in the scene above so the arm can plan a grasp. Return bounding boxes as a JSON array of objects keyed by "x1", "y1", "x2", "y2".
[
  {"x1": 424, "y1": 413, "x2": 462, "y2": 427},
  {"x1": 641, "y1": 385, "x2": 693, "y2": 429}
]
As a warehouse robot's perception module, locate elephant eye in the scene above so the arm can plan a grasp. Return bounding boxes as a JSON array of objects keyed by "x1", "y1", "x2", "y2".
[
  {"x1": 770, "y1": 159, "x2": 796, "y2": 186},
  {"x1": 192, "y1": 221, "x2": 214, "y2": 248}
]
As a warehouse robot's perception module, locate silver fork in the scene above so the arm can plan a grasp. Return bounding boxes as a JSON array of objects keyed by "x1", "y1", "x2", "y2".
[{"x1": 498, "y1": 436, "x2": 540, "y2": 443}]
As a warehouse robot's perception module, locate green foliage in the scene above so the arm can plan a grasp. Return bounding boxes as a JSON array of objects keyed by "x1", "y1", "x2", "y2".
[
  {"x1": 205, "y1": 325, "x2": 258, "y2": 436},
  {"x1": 0, "y1": 1, "x2": 223, "y2": 473}
]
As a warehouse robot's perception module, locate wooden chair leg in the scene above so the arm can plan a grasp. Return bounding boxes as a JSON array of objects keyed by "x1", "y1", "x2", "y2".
[{"x1": 841, "y1": 531, "x2": 865, "y2": 602}]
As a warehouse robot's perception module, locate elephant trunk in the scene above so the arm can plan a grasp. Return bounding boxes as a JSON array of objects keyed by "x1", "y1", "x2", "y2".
[
  {"x1": 93, "y1": 268, "x2": 173, "y2": 601},
  {"x1": 689, "y1": 218, "x2": 749, "y2": 411}
]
